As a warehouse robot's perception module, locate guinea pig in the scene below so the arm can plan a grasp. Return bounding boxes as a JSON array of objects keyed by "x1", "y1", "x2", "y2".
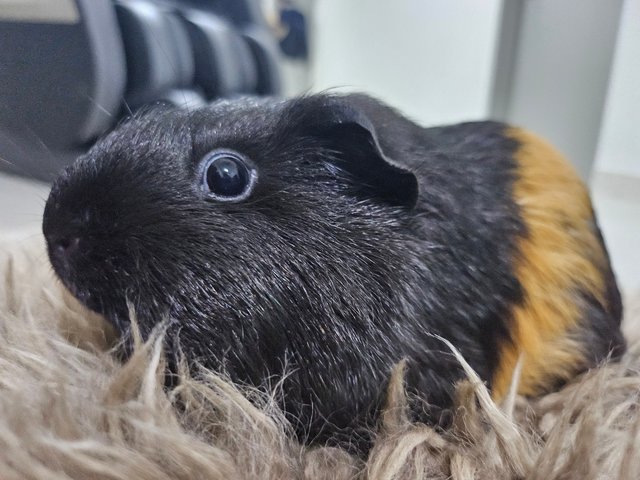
[{"x1": 42, "y1": 93, "x2": 625, "y2": 452}]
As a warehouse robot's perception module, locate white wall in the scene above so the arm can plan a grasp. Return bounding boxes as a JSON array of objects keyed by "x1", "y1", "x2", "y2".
[
  {"x1": 595, "y1": 0, "x2": 640, "y2": 179},
  {"x1": 310, "y1": 0, "x2": 503, "y2": 126},
  {"x1": 503, "y1": 0, "x2": 623, "y2": 181}
]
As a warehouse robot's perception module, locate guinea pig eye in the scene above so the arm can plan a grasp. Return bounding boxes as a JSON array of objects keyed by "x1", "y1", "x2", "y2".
[{"x1": 200, "y1": 150, "x2": 256, "y2": 201}]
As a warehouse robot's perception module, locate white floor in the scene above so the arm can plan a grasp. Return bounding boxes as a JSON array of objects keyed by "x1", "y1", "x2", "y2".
[{"x1": 1, "y1": 170, "x2": 638, "y2": 295}]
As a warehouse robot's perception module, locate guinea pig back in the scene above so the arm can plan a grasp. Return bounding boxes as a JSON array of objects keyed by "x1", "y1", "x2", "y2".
[{"x1": 42, "y1": 93, "x2": 625, "y2": 452}]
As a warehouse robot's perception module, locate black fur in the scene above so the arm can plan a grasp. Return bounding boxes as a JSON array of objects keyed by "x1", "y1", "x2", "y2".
[{"x1": 42, "y1": 93, "x2": 619, "y2": 453}]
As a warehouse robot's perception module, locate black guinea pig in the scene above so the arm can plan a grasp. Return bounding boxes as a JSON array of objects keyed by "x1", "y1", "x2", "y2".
[{"x1": 43, "y1": 93, "x2": 625, "y2": 452}]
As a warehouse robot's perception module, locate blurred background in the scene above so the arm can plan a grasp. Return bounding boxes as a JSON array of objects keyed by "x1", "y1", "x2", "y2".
[{"x1": 0, "y1": 0, "x2": 638, "y2": 294}]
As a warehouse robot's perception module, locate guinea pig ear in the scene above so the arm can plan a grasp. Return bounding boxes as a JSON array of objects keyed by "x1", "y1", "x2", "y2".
[{"x1": 299, "y1": 99, "x2": 419, "y2": 209}]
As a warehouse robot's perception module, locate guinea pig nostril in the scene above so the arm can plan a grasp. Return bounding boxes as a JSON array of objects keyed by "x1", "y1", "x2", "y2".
[{"x1": 53, "y1": 236, "x2": 81, "y2": 258}]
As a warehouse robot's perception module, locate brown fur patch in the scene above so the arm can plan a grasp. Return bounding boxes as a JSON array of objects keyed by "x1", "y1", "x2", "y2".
[{"x1": 492, "y1": 128, "x2": 609, "y2": 398}]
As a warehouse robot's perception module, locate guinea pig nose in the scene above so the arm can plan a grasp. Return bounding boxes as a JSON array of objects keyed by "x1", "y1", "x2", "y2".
[{"x1": 51, "y1": 236, "x2": 82, "y2": 260}]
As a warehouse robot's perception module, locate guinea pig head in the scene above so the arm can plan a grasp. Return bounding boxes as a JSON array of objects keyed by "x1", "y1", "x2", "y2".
[{"x1": 42, "y1": 96, "x2": 421, "y2": 400}]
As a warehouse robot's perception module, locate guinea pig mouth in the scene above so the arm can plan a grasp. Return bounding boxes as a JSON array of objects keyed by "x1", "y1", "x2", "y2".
[
  {"x1": 57, "y1": 275, "x2": 102, "y2": 316},
  {"x1": 63, "y1": 279, "x2": 131, "y2": 334},
  {"x1": 50, "y1": 260, "x2": 130, "y2": 334}
]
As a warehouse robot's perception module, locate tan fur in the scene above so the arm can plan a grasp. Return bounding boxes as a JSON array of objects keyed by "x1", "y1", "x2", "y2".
[
  {"x1": 1, "y1": 232, "x2": 639, "y2": 479},
  {"x1": 493, "y1": 128, "x2": 610, "y2": 398}
]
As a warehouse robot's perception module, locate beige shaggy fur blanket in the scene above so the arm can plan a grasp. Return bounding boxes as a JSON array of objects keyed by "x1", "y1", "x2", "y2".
[{"x1": 1, "y1": 232, "x2": 639, "y2": 480}]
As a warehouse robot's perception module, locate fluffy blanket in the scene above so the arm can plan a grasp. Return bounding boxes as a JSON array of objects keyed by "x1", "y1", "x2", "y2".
[{"x1": 1, "y1": 232, "x2": 639, "y2": 480}]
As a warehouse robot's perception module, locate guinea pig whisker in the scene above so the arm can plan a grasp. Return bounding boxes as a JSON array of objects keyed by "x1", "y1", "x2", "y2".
[
  {"x1": 0, "y1": 155, "x2": 36, "y2": 180},
  {"x1": 22, "y1": 125, "x2": 56, "y2": 160},
  {"x1": 122, "y1": 97, "x2": 133, "y2": 117},
  {"x1": 81, "y1": 93, "x2": 113, "y2": 118}
]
